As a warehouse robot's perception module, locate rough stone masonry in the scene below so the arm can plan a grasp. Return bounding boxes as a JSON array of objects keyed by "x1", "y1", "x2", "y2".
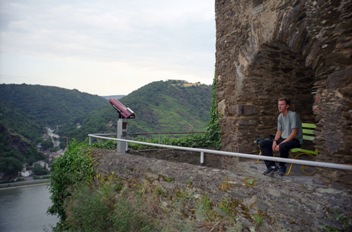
[
  {"x1": 215, "y1": 0, "x2": 352, "y2": 187},
  {"x1": 93, "y1": 150, "x2": 352, "y2": 231}
]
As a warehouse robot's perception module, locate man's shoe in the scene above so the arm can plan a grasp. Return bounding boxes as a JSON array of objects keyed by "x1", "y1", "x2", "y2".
[
  {"x1": 263, "y1": 166, "x2": 278, "y2": 175},
  {"x1": 278, "y1": 166, "x2": 287, "y2": 176}
]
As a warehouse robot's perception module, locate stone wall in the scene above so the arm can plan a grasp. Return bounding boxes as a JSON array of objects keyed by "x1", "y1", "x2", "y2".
[
  {"x1": 215, "y1": 0, "x2": 352, "y2": 185},
  {"x1": 93, "y1": 150, "x2": 352, "y2": 231}
]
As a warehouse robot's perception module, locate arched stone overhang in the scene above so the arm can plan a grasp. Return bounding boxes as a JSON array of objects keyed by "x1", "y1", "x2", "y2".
[{"x1": 215, "y1": 0, "x2": 351, "y2": 186}]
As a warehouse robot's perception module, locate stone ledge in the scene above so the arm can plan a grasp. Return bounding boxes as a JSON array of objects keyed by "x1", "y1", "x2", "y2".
[{"x1": 92, "y1": 149, "x2": 352, "y2": 231}]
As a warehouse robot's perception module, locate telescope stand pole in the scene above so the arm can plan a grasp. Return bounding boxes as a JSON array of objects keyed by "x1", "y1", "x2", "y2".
[{"x1": 117, "y1": 118, "x2": 126, "y2": 154}]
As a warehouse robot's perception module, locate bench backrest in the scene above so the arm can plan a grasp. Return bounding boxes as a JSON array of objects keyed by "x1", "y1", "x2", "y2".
[{"x1": 302, "y1": 123, "x2": 316, "y2": 141}]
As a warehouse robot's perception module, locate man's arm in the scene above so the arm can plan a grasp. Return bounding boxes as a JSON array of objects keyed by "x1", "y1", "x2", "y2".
[
  {"x1": 281, "y1": 128, "x2": 298, "y2": 144},
  {"x1": 273, "y1": 130, "x2": 282, "y2": 142},
  {"x1": 273, "y1": 128, "x2": 298, "y2": 152},
  {"x1": 272, "y1": 130, "x2": 282, "y2": 151}
]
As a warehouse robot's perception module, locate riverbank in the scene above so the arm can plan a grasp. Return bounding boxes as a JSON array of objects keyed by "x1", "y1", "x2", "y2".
[{"x1": 0, "y1": 178, "x2": 50, "y2": 189}]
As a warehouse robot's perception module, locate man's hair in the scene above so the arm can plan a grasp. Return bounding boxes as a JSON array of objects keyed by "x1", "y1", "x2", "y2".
[{"x1": 278, "y1": 97, "x2": 291, "y2": 105}]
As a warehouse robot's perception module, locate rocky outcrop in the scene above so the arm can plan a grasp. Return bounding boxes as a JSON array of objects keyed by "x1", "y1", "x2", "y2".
[
  {"x1": 215, "y1": 0, "x2": 352, "y2": 186},
  {"x1": 93, "y1": 149, "x2": 352, "y2": 231}
]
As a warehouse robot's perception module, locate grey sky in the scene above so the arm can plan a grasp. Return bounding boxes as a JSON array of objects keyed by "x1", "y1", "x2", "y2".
[{"x1": 0, "y1": 0, "x2": 215, "y2": 95}]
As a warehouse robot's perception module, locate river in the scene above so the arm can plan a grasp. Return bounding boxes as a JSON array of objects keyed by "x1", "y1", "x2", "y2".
[{"x1": 0, "y1": 184, "x2": 59, "y2": 232}]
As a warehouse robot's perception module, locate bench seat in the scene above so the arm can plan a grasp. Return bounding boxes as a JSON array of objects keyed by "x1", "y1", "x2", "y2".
[{"x1": 287, "y1": 122, "x2": 318, "y2": 175}]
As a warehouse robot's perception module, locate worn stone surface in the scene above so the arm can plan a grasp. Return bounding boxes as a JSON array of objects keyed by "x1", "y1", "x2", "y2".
[
  {"x1": 93, "y1": 149, "x2": 352, "y2": 232},
  {"x1": 215, "y1": 0, "x2": 352, "y2": 186}
]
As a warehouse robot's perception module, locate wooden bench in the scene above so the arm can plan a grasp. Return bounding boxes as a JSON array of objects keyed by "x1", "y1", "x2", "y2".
[
  {"x1": 286, "y1": 122, "x2": 318, "y2": 175},
  {"x1": 255, "y1": 122, "x2": 319, "y2": 175}
]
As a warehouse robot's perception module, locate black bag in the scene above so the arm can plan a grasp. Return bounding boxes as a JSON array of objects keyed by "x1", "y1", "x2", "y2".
[{"x1": 255, "y1": 135, "x2": 275, "y2": 146}]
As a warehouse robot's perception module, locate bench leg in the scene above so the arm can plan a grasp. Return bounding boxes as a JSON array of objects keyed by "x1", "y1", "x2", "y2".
[
  {"x1": 286, "y1": 153, "x2": 316, "y2": 176},
  {"x1": 299, "y1": 153, "x2": 316, "y2": 175},
  {"x1": 286, "y1": 162, "x2": 294, "y2": 176},
  {"x1": 256, "y1": 145, "x2": 262, "y2": 164}
]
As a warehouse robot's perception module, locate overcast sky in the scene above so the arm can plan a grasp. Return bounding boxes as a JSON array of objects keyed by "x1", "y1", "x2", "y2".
[{"x1": 0, "y1": 0, "x2": 216, "y2": 96}]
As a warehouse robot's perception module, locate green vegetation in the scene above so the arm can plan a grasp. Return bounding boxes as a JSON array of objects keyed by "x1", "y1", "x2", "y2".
[
  {"x1": 0, "y1": 157, "x2": 23, "y2": 179},
  {"x1": 90, "y1": 130, "x2": 217, "y2": 152},
  {"x1": 85, "y1": 79, "x2": 220, "y2": 152},
  {"x1": 32, "y1": 163, "x2": 50, "y2": 175},
  {"x1": 47, "y1": 89, "x2": 228, "y2": 232},
  {"x1": 0, "y1": 84, "x2": 108, "y2": 167},
  {"x1": 0, "y1": 100, "x2": 44, "y2": 143},
  {"x1": 0, "y1": 121, "x2": 45, "y2": 179},
  {"x1": 48, "y1": 140, "x2": 253, "y2": 231},
  {"x1": 126, "y1": 133, "x2": 217, "y2": 150},
  {"x1": 321, "y1": 212, "x2": 352, "y2": 232},
  {"x1": 65, "y1": 180, "x2": 157, "y2": 232},
  {"x1": 48, "y1": 140, "x2": 157, "y2": 231},
  {"x1": 120, "y1": 80, "x2": 211, "y2": 134},
  {"x1": 0, "y1": 84, "x2": 110, "y2": 148},
  {"x1": 0, "y1": 81, "x2": 212, "y2": 159},
  {"x1": 2, "y1": 80, "x2": 222, "y2": 230},
  {"x1": 48, "y1": 139, "x2": 95, "y2": 227},
  {"x1": 0, "y1": 84, "x2": 107, "y2": 128},
  {"x1": 0, "y1": 101, "x2": 46, "y2": 170},
  {"x1": 206, "y1": 76, "x2": 221, "y2": 149},
  {"x1": 91, "y1": 78, "x2": 220, "y2": 150},
  {"x1": 0, "y1": 80, "x2": 212, "y2": 179}
]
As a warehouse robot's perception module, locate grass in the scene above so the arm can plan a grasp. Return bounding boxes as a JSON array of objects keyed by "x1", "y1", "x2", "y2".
[
  {"x1": 59, "y1": 172, "x2": 267, "y2": 231},
  {"x1": 64, "y1": 178, "x2": 157, "y2": 232}
]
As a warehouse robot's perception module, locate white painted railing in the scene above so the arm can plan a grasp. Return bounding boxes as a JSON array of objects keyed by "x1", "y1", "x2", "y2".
[{"x1": 88, "y1": 133, "x2": 352, "y2": 171}]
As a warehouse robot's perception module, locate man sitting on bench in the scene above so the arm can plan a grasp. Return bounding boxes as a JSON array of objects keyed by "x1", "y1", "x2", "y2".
[{"x1": 260, "y1": 97, "x2": 303, "y2": 176}]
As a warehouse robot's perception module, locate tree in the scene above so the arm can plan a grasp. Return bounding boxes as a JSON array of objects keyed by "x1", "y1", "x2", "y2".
[
  {"x1": 32, "y1": 163, "x2": 50, "y2": 175},
  {"x1": 41, "y1": 139, "x2": 53, "y2": 151},
  {"x1": 0, "y1": 157, "x2": 23, "y2": 179}
]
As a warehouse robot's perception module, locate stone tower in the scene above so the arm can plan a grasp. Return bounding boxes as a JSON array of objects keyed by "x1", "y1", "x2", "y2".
[{"x1": 215, "y1": 0, "x2": 351, "y2": 186}]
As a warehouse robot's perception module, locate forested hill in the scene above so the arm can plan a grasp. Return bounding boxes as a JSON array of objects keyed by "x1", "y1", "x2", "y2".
[
  {"x1": 0, "y1": 84, "x2": 107, "y2": 127},
  {"x1": 0, "y1": 81, "x2": 212, "y2": 161},
  {"x1": 59, "y1": 80, "x2": 212, "y2": 140},
  {"x1": 120, "y1": 80, "x2": 212, "y2": 133}
]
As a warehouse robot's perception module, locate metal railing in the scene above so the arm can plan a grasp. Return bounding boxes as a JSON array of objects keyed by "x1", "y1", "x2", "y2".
[{"x1": 88, "y1": 133, "x2": 352, "y2": 171}]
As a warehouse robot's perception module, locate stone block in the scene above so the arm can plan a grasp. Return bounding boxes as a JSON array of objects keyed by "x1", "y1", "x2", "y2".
[{"x1": 234, "y1": 104, "x2": 258, "y2": 116}]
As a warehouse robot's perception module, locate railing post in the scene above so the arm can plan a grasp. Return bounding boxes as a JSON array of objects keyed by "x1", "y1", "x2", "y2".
[
  {"x1": 89, "y1": 136, "x2": 92, "y2": 145},
  {"x1": 200, "y1": 151, "x2": 205, "y2": 166}
]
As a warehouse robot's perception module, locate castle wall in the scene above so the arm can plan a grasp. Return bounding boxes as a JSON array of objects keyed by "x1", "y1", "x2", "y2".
[{"x1": 215, "y1": 0, "x2": 352, "y2": 185}]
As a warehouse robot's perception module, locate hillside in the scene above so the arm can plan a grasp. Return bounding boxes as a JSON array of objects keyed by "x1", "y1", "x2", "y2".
[
  {"x1": 0, "y1": 81, "x2": 212, "y2": 165},
  {"x1": 0, "y1": 100, "x2": 45, "y2": 165},
  {"x1": 0, "y1": 123, "x2": 45, "y2": 165},
  {"x1": 56, "y1": 80, "x2": 212, "y2": 140},
  {"x1": 0, "y1": 84, "x2": 108, "y2": 127},
  {"x1": 120, "y1": 80, "x2": 212, "y2": 133}
]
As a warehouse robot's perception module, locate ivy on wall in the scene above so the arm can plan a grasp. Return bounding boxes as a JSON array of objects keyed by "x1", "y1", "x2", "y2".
[{"x1": 206, "y1": 76, "x2": 221, "y2": 149}]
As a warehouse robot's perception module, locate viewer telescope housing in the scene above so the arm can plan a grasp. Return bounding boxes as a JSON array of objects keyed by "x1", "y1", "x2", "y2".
[{"x1": 109, "y1": 98, "x2": 135, "y2": 119}]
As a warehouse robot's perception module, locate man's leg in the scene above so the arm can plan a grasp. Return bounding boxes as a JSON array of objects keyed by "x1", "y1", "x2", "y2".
[
  {"x1": 260, "y1": 139, "x2": 275, "y2": 168},
  {"x1": 260, "y1": 139, "x2": 279, "y2": 175},
  {"x1": 278, "y1": 139, "x2": 301, "y2": 175}
]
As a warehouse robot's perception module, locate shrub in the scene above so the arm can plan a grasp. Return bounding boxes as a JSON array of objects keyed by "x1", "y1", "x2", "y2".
[
  {"x1": 0, "y1": 157, "x2": 23, "y2": 179},
  {"x1": 65, "y1": 180, "x2": 157, "y2": 232},
  {"x1": 32, "y1": 163, "x2": 49, "y2": 175},
  {"x1": 48, "y1": 139, "x2": 95, "y2": 227}
]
